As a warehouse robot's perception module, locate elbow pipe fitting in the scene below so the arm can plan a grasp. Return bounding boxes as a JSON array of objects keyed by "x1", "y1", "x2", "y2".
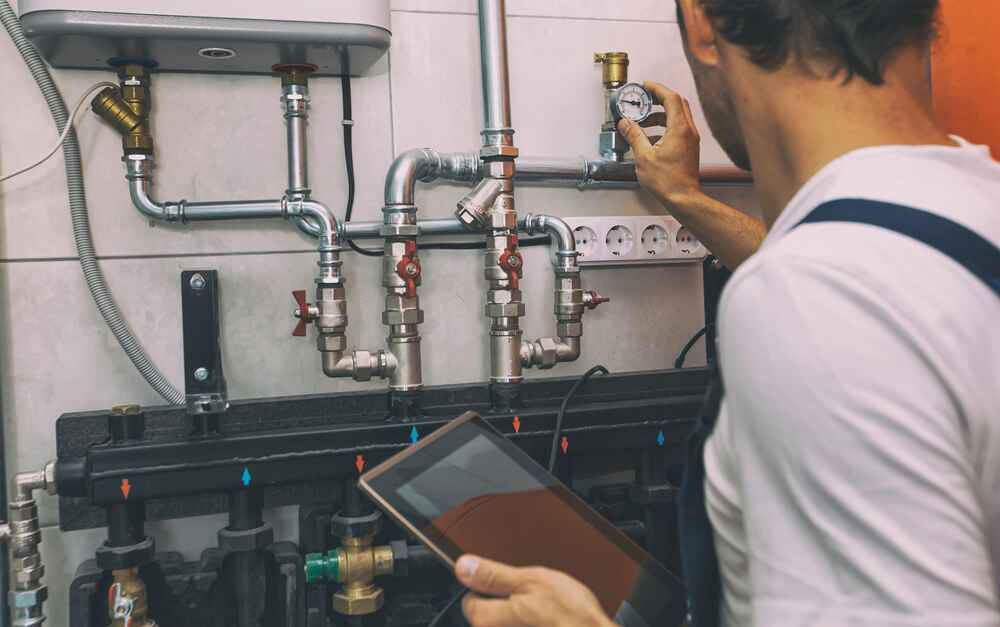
[
  {"x1": 322, "y1": 349, "x2": 396, "y2": 382},
  {"x1": 521, "y1": 336, "x2": 581, "y2": 369},
  {"x1": 521, "y1": 213, "x2": 579, "y2": 269},
  {"x1": 6, "y1": 464, "x2": 56, "y2": 627},
  {"x1": 384, "y1": 149, "x2": 479, "y2": 207}
]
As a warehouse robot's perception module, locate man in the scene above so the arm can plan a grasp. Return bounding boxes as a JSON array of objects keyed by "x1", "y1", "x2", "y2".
[{"x1": 453, "y1": 0, "x2": 1000, "y2": 625}]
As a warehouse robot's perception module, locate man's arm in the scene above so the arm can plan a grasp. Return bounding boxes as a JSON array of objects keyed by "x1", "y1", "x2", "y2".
[{"x1": 618, "y1": 81, "x2": 766, "y2": 270}]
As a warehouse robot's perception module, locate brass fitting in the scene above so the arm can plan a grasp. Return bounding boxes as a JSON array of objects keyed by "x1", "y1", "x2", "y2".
[
  {"x1": 305, "y1": 536, "x2": 394, "y2": 616},
  {"x1": 94, "y1": 64, "x2": 154, "y2": 154},
  {"x1": 273, "y1": 63, "x2": 318, "y2": 87},
  {"x1": 109, "y1": 568, "x2": 157, "y2": 627},
  {"x1": 594, "y1": 51, "x2": 629, "y2": 88}
]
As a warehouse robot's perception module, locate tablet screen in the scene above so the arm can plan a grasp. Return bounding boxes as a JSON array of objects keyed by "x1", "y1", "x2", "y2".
[{"x1": 362, "y1": 413, "x2": 686, "y2": 626}]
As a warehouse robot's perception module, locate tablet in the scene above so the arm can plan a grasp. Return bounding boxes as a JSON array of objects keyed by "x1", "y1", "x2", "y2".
[{"x1": 359, "y1": 411, "x2": 687, "y2": 627}]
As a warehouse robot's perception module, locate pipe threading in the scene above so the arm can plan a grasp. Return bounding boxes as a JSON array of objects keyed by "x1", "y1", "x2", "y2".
[{"x1": 0, "y1": 0, "x2": 184, "y2": 406}]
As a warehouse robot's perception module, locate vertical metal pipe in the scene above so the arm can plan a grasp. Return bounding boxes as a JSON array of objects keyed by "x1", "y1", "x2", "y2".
[
  {"x1": 478, "y1": 0, "x2": 514, "y2": 147},
  {"x1": 285, "y1": 86, "x2": 309, "y2": 197}
]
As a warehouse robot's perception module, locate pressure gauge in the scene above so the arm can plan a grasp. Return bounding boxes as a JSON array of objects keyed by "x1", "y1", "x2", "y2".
[{"x1": 609, "y1": 83, "x2": 654, "y2": 124}]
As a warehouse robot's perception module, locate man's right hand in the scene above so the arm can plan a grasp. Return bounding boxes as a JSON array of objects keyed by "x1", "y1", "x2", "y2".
[{"x1": 618, "y1": 81, "x2": 703, "y2": 209}]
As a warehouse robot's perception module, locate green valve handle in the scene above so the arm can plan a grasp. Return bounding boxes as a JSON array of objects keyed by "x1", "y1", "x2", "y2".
[{"x1": 304, "y1": 549, "x2": 340, "y2": 583}]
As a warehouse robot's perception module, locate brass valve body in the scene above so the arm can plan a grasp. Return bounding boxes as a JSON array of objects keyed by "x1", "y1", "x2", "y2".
[
  {"x1": 594, "y1": 51, "x2": 629, "y2": 88},
  {"x1": 332, "y1": 536, "x2": 394, "y2": 616},
  {"x1": 105, "y1": 63, "x2": 154, "y2": 154},
  {"x1": 110, "y1": 568, "x2": 157, "y2": 627}
]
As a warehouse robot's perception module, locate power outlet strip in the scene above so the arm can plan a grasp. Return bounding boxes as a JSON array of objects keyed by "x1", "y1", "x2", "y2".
[{"x1": 562, "y1": 216, "x2": 708, "y2": 266}]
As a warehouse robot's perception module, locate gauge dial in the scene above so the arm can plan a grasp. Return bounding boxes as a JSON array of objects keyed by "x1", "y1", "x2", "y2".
[{"x1": 611, "y1": 83, "x2": 653, "y2": 124}]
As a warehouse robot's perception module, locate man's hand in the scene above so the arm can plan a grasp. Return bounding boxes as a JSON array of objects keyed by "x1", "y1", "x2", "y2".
[
  {"x1": 618, "y1": 81, "x2": 702, "y2": 208},
  {"x1": 455, "y1": 555, "x2": 615, "y2": 627}
]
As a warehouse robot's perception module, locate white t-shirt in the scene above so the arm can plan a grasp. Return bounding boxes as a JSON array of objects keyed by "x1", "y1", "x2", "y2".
[{"x1": 705, "y1": 140, "x2": 1000, "y2": 627}]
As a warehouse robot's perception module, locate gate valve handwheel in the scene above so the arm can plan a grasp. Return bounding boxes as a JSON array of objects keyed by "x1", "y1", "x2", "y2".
[
  {"x1": 583, "y1": 290, "x2": 610, "y2": 310},
  {"x1": 292, "y1": 290, "x2": 319, "y2": 337},
  {"x1": 395, "y1": 241, "x2": 422, "y2": 298},
  {"x1": 499, "y1": 248, "x2": 524, "y2": 290}
]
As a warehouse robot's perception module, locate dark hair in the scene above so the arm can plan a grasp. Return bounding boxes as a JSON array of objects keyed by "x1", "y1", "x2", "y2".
[{"x1": 678, "y1": 0, "x2": 939, "y2": 84}]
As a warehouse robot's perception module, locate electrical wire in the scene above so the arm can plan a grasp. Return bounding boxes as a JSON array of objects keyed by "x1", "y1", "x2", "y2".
[
  {"x1": 548, "y1": 365, "x2": 610, "y2": 473},
  {"x1": 338, "y1": 69, "x2": 552, "y2": 255},
  {"x1": 0, "y1": 81, "x2": 118, "y2": 183},
  {"x1": 427, "y1": 587, "x2": 468, "y2": 627},
  {"x1": 674, "y1": 326, "x2": 707, "y2": 369}
]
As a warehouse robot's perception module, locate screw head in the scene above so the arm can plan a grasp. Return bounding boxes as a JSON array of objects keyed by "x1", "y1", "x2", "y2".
[
  {"x1": 405, "y1": 262, "x2": 419, "y2": 276},
  {"x1": 193, "y1": 367, "x2": 210, "y2": 382},
  {"x1": 189, "y1": 273, "x2": 207, "y2": 291},
  {"x1": 507, "y1": 255, "x2": 521, "y2": 268}
]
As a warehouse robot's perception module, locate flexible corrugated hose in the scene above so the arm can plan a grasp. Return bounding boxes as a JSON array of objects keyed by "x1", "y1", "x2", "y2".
[{"x1": 0, "y1": 0, "x2": 185, "y2": 405}]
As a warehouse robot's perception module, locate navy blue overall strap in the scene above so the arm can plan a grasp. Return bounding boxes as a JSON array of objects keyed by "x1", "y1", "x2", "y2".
[
  {"x1": 678, "y1": 197, "x2": 1000, "y2": 627},
  {"x1": 797, "y1": 198, "x2": 1000, "y2": 297}
]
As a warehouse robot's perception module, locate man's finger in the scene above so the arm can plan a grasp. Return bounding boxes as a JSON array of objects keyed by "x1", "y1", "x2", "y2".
[
  {"x1": 617, "y1": 119, "x2": 652, "y2": 156},
  {"x1": 639, "y1": 112, "x2": 668, "y2": 128},
  {"x1": 643, "y1": 82, "x2": 687, "y2": 136},
  {"x1": 455, "y1": 555, "x2": 521, "y2": 597},
  {"x1": 681, "y1": 99, "x2": 699, "y2": 138},
  {"x1": 462, "y1": 593, "x2": 519, "y2": 627}
]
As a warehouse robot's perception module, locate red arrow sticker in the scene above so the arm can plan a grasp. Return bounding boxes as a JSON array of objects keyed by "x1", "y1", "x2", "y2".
[
  {"x1": 561, "y1": 437, "x2": 569, "y2": 454},
  {"x1": 513, "y1": 416, "x2": 521, "y2": 433},
  {"x1": 355, "y1": 455, "x2": 365, "y2": 474},
  {"x1": 121, "y1": 479, "x2": 132, "y2": 500}
]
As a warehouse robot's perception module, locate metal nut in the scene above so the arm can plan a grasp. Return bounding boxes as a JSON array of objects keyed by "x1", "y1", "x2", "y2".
[
  {"x1": 317, "y1": 333, "x2": 348, "y2": 353},
  {"x1": 488, "y1": 290, "x2": 514, "y2": 305},
  {"x1": 537, "y1": 337, "x2": 559, "y2": 369},
  {"x1": 193, "y1": 368, "x2": 209, "y2": 382},
  {"x1": 12, "y1": 566, "x2": 45, "y2": 588},
  {"x1": 382, "y1": 309, "x2": 424, "y2": 325},
  {"x1": 333, "y1": 586, "x2": 384, "y2": 616},
  {"x1": 485, "y1": 302, "x2": 525, "y2": 318},
  {"x1": 10, "y1": 555, "x2": 40, "y2": 571},
  {"x1": 479, "y1": 145, "x2": 519, "y2": 160},
  {"x1": 189, "y1": 273, "x2": 206, "y2": 291},
  {"x1": 9, "y1": 586, "x2": 47, "y2": 608},
  {"x1": 558, "y1": 321, "x2": 584, "y2": 338},
  {"x1": 8, "y1": 503, "x2": 37, "y2": 524},
  {"x1": 353, "y1": 351, "x2": 374, "y2": 382}
]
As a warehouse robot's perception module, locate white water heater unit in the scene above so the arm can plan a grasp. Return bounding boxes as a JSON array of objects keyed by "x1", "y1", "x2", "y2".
[{"x1": 17, "y1": 0, "x2": 391, "y2": 75}]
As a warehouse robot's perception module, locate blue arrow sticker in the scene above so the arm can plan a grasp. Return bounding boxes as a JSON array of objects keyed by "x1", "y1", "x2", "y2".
[
  {"x1": 410, "y1": 426, "x2": 419, "y2": 444},
  {"x1": 241, "y1": 467, "x2": 252, "y2": 487},
  {"x1": 657, "y1": 431, "x2": 665, "y2": 447}
]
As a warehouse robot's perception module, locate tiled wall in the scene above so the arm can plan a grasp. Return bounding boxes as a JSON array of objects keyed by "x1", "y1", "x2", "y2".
[{"x1": 0, "y1": 1, "x2": 756, "y2": 621}]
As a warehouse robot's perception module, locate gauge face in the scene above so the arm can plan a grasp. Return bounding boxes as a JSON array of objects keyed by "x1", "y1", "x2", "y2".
[{"x1": 611, "y1": 83, "x2": 653, "y2": 123}]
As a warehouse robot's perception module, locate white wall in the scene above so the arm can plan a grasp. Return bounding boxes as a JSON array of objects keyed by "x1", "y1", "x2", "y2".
[{"x1": 0, "y1": 0, "x2": 757, "y2": 622}]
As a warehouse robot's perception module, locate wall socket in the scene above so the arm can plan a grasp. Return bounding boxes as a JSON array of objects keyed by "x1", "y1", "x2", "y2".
[{"x1": 562, "y1": 216, "x2": 707, "y2": 267}]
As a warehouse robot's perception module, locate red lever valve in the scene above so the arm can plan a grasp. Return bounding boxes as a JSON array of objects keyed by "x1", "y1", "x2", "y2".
[
  {"x1": 292, "y1": 290, "x2": 319, "y2": 337},
  {"x1": 395, "y1": 241, "x2": 422, "y2": 298},
  {"x1": 583, "y1": 290, "x2": 610, "y2": 310},
  {"x1": 498, "y1": 246, "x2": 524, "y2": 290}
]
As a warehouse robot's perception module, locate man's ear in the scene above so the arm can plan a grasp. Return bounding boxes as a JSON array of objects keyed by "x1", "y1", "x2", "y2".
[{"x1": 678, "y1": 0, "x2": 721, "y2": 67}]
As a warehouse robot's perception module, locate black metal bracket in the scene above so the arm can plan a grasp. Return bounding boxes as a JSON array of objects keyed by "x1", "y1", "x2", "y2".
[
  {"x1": 702, "y1": 257, "x2": 732, "y2": 367},
  {"x1": 181, "y1": 270, "x2": 228, "y2": 428}
]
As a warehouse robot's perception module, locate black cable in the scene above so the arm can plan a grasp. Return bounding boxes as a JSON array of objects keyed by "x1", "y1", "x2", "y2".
[
  {"x1": 428, "y1": 586, "x2": 467, "y2": 627},
  {"x1": 340, "y1": 71, "x2": 383, "y2": 257},
  {"x1": 674, "y1": 326, "x2": 707, "y2": 369},
  {"x1": 548, "y1": 365, "x2": 610, "y2": 473}
]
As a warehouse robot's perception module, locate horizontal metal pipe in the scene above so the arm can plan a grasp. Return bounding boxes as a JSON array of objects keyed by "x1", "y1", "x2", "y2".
[
  {"x1": 342, "y1": 218, "x2": 476, "y2": 240},
  {"x1": 183, "y1": 200, "x2": 285, "y2": 221},
  {"x1": 515, "y1": 157, "x2": 752, "y2": 187}
]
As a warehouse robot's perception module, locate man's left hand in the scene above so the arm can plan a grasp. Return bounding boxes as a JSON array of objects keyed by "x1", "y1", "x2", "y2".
[{"x1": 455, "y1": 555, "x2": 615, "y2": 627}]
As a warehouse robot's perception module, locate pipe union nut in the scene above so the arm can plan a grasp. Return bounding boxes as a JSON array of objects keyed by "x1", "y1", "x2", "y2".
[
  {"x1": 485, "y1": 302, "x2": 525, "y2": 318},
  {"x1": 379, "y1": 224, "x2": 419, "y2": 238},
  {"x1": 480, "y1": 145, "x2": 520, "y2": 160},
  {"x1": 382, "y1": 309, "x2": 424, "y2": 325},
  {"x1": 10, "y1": 555, "x2": 41, "y2": 571},
  {"x1": 558, "y1": 322, "x2": 584, "y2": 338},
  {"x1": 353, "y1": 350, "x2": 375, "y2": 382},
  {"x1": 333, "y1": 587, "x2": 384, "y2": 616},
  {"x1": 9, "y1": 586, "x2": 47, "y2": 609},
  {"x1": 484, "y1": 161, "x2": 515, "y2": 179},
  {"x1": 317, "y1": 334, "x2": 348, "y2": 353},
  {"x1": 8, "y1": 503, "x2": 37, "y2": 523},
  {"x1": 12, "y1": 566, "x2": 45, "y2": 588},
  {"x1": 537, "y1": 338, "x2": 560, "y2": 369}
]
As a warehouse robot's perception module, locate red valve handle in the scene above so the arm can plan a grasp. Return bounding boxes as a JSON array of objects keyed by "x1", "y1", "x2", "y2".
[
  {"x1": 498, "y1": 245, "x2": 523, "y2": 290},
  {"x1": 292, "y1": 290, "x2": 311, "y2": 337},
  {"x1": 395, "y1": 241, "x2": 422, "y2": 298}
]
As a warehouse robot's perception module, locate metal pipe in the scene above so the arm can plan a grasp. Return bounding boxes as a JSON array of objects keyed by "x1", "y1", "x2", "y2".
[
  {"x1": 5, "y1": 464, "x2": 54, "y2": 627},
  {"x1": 516, "y1": 157, "x2": 752, "y2": 186},
  {"x1": 342, "y1": 218, "x2": 474, "y2": 240},
  {"x1": 285, "y1": 83, "x2": 310, "y2": 198},
  {"x1": 478, "y1": 0, "x2": 513, "y2": 147},
  {"x1": 385, "y1": 149, "x2": 479, "y2": 207}
]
